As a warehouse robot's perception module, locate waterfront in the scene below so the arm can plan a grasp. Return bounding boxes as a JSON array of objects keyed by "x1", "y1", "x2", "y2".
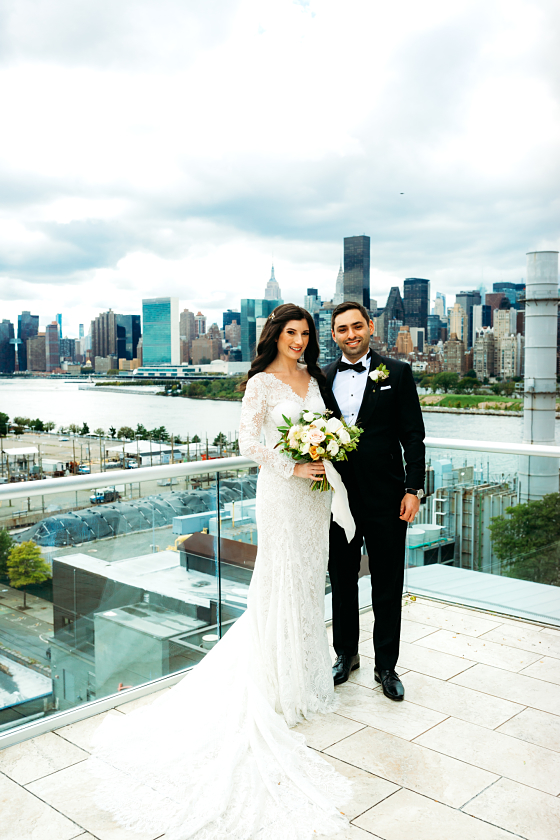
[{"x1": 3, "y1": 377, "x2": 560, "y2": 446}]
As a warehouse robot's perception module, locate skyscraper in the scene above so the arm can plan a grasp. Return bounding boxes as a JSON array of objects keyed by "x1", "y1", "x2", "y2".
[
  {"x1": 471, "y1": 304, "x2": 492, "y2": 336},
  {"x1": 27, "y1": 333, "x2": 46, "y2": 371},
  {"x1": 304, "y1": 288, "x2": 321, "y2": 314},
  {"x1": 79, "y1": 324, "x2": 84, "y2": 339},
  {"x1": 333, "y1": 262, "x2": 344, "y2": 306},
  {"x1": 493, "y1": 281, "x2": 525, "y2": 309},
  {"x1": 343, "y1": 236, "x2": 370, "y2": 308},
  {"x1": 45, "y1": 322, "x2": 60, "y2": 372},
  {"x1": 222, "y1": 310, "x2": 241, "y2": 329},
  {"x1": 433, "y1": 292, "x2": 446, "y2": 317},
  {"x1": 0, "y1": 320, "x2": 15, "y2": 373},
  {"x1": 17, "y1": 311, "x2": 39, "y2": 371},
  {"x1": 265, "y1": 265, "x2": 282, "y2": 300},
  {"x1": 315, "y1": 302, "x2": 338, "y2": 366},
  {"x1": 455, "y1": 290, "x2": 482, "y2": 348},
  {"x1": 403, "y1": 278, "x2": 430, "y2": 332},
  {"x1": 195, "y1": 312, "x2": 207, "y2": 337},
  {"x1": 142, "y1": 297, "x2": 180, "y2": 365},
  {"x1": 449, "y1": 303, "x2": 467, "y2": 344},
  {"x1": 241, "y1": 298, "x2": 282, "y2": 361},
  {"x1": 116, "y1": 315, "x2": 141, "y2": 360}
]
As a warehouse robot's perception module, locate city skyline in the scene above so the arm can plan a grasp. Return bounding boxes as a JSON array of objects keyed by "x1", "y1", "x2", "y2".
[{"x1": 1, "y1": 1, "x2": 558, "y2": 335}]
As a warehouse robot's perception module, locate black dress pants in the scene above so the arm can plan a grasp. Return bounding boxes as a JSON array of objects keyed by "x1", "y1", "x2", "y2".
[{"x1": 328, "y1": 498, "x2": 407, "y2": 671}]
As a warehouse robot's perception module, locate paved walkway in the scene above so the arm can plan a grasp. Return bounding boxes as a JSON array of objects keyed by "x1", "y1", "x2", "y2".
[{"x1": 1, "y1": 596, "x2": 560, "y2": 839}]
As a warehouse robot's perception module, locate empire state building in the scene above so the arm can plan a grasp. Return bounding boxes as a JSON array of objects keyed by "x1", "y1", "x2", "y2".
[{"x1": 265, "y1": 265, "x2": 282, "y2": 300}]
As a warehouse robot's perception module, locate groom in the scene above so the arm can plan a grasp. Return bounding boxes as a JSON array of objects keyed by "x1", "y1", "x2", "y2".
[{"x1": 324, "y1": 301, "x2": 425, "y2": 701}]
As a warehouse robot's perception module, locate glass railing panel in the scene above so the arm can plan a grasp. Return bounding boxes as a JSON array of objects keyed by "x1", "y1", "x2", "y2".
[
  {"x1": 0, "y1": 461, "x2": 257, "y2": 736},
  {"x1": 404, "y1": 444, "x2": 560, "y2": 625}
]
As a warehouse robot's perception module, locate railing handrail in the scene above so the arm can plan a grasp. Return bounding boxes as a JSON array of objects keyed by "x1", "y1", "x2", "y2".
[
  {"x1": 0, "y1": 455, "x2": 255, "y2": 502},
  {"x1": 425, "y1": 437, "x2": 560, "y2": 458},
  {"x1": 1, "y1": 438, "x2": 559, "y2": 503}
]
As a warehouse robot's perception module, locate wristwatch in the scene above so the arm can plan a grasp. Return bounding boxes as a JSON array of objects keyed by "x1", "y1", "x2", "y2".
[{"x1": 406, "y1": 488, "x2": 425, "y2": 500}]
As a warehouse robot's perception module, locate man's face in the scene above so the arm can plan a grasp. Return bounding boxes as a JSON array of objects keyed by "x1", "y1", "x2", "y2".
[{"x1": 331, "y1": 309, "x2": 374, "y2": 361}]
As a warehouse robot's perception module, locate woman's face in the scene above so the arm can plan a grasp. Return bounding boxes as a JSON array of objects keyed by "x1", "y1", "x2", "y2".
[{"x1": 276, "y1": 319, "x2": 310, "y2": 362}]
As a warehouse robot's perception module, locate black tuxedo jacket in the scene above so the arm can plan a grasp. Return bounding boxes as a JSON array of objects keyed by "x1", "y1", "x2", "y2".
[{"x1": 323, "y1": 350, "x2": 426, "y2": 507}]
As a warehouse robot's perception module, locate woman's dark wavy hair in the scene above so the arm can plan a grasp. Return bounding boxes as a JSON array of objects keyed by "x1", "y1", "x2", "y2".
[{"x1": 239, "y1": 303, "x2": 326, "y2": 393}]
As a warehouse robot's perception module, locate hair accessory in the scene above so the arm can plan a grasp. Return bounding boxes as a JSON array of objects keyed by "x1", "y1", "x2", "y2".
[{"x1": 269, "y1": 312, "x2": 275, "y2": 320}]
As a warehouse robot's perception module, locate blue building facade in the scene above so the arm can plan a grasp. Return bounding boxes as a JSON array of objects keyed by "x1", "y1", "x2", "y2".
[
  {"x1": 142, "y1": 298, "x2": 179, "y2": 366},
  {"x1": 240, "y1": 298, "x2": 282, "y2": 361}
]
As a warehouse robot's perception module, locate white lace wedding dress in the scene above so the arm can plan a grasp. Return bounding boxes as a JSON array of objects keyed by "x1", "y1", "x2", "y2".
[{"x1": 90, "y1": 372, "x2": 351, "y2": 840}]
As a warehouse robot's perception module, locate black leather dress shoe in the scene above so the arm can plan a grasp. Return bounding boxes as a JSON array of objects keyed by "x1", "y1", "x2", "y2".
[
  {"x1": 332, "y1": 654, "x2": 360, "y2": 686},
  {"x1": 374, "y1": 667, "x2": 404, "y2": 701}
]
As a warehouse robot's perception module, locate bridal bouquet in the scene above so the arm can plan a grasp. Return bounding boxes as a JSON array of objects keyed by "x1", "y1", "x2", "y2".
[{"x1": 276, "y1": 409, "x2": 363, "y2": 491}]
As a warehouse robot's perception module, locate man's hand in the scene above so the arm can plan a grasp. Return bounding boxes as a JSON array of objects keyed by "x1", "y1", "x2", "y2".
[{"x1": 399, "y1": 493, "x2": 420, "y2": 523}]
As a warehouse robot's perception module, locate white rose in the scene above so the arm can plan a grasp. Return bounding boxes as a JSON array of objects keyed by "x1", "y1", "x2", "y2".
[
  {"x1": 327, "y1": 439, "x2": 340, "y2": 456},
  {"x1": 326, "y1": 416, "x2": 343, "y2": 434},
  {"x1": 369, "y1": 370, "x2": 380, "y2": 382},
  {"x1": 337, "y1": 428, "x2": 351, "y2": 445},
  {"x1": 300, "y1": 442, "x2": 310, "y2": 455},
  {"x1": 302, "y1": 411, "x2": 315, "y2": 422}
]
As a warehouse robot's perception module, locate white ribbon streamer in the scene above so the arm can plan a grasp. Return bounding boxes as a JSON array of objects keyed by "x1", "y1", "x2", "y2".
[{"x1": 324, "y1": 460, "x2": 355, "y2": 543}]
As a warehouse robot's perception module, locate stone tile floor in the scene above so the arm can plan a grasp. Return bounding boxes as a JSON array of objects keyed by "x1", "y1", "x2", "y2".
[{"x1": 2, "y1": 595, "x2": 560, "y2": 840}]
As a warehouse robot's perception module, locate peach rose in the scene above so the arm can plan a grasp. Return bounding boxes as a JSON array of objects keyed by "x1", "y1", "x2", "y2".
[{"x1": 307, "y1": 428, "x2": 326, "y2": 446}]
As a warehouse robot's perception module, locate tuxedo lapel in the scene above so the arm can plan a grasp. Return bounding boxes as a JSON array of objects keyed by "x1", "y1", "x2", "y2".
[
  {"x1": 356, "y1": 350, "x2": 382, "y2": 428},
  {"x1": 325, "y1": 358, "x2": 343, "y2": 419}
]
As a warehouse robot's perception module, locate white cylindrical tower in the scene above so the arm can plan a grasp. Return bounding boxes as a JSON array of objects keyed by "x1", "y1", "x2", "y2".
[{"x1": 519, "y1": 250, "x2": 559, "y2": 502}]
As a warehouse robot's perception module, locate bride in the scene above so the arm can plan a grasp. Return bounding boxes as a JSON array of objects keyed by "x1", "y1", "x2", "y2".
[{"x1": 91, "y1": 303, "x2": 352, "y2": 839}]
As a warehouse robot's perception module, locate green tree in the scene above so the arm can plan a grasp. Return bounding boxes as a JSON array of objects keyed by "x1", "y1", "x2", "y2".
[
  {"x1": 213, "y1": 432, "x2": 227, "y2": 451},
  {"x1": 192, "y1": 434, "x2": 201, "y2": 443},
  {"x1": 81, "y1": 422, "x2": 90, "y2": 435},
  {"x1": 457, "y1": 377, "x2": 477, "y2": 393},
  {"x1": 7, "y1": 541, "x2": 52, "y2": 609},
  {"x1": 135, "y1": 423, "x2": 148, "y2": 439},
  {"x1": 94, "y1": 427, "x2": 105, "y2": 437},
  {"x1": 117, "y1": 426, "x2": 135, "y2": 440},
  {"x1": 432, "y1": 372, "x2": 459, "y2": 393},
  {"x1": 13, "y1": 416, "x2": 30, "y2": 428},
  {"x1": 68, "y1": 423, "x2": 80, "y2": 434},
  {"x1": 489, "y1": 493, "x2": 560, "y2": 586},
  {"x1": 465, "y1": 369, "x2": 477, "y2": 379},
  {"x1": 109, "y1": 426, "x2": 116, "y2": 438},
  {"x1": 188, "y1": 382, "x2": 206, "y2": 397},
  {"x1": 420, "y1": 375, "x2": 433, "y2": 390},
  {"x1": 0, "y1": 412, "x2": 9, "y2": 436},
  {"x1": 45, "y1": 421, "x2": 55, "y2": 432},
  {"x1": 0, "y1": 528, "x2": 14, "y2": 576},
  {"x1": 29, "y1": 418, "x2": 45, "y2": 432}
]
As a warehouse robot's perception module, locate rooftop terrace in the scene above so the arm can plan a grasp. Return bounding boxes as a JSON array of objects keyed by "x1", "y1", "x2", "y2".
[{"x1": 2, "y1": 596, "x2": 559, "y2": 840}]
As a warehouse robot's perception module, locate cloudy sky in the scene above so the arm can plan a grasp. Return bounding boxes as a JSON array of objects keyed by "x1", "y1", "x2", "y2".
[{"x1": 1, "y1": 0, "x2": 559, "y2": 336}]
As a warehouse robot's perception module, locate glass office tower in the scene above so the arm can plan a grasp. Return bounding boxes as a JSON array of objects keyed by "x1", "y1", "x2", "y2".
[
  {"x1": 241, "y1": 299, "x2": 282, "y2": 361},
  {"x1": 142, "y1": 298, "x2": 180, "y2": 365},
  {"x1": 343, "y1": 235, "x2": 371, "y2": 309},
  {"x1": 403, "y1": 278, "x2": 431, "y2": 332},
  {"x1": 116, "y1": 314, "x2": 141, "y2": 360},
  {"x1": 0, "y1": 320, "x2": 15, "y2": 373},
  {"x1": 17, "y1": 311, "x2": 39, "y2": 371}
]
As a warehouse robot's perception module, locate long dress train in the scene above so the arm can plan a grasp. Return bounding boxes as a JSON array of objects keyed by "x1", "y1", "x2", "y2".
[{"x1": 90, "y1": 372, "x2": 352, "y2": 839}]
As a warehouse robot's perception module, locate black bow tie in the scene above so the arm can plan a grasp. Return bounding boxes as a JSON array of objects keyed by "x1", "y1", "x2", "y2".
[{"x1": 338, "y1": 360, "x2": 367, "y2": 373}]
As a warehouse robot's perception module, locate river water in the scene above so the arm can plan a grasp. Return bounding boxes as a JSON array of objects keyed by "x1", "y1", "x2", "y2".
[{"x1": 2, "y1": 378, "x2": 560, "y2": 448}]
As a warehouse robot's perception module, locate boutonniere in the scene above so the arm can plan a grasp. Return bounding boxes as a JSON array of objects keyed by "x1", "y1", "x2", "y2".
[{"x1": 369, "y1": 363, "x2": 389, "y2": 384}]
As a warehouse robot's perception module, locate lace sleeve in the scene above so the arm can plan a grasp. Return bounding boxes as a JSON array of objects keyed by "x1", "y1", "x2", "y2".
[{"x1": 239, "y1": 375, "x2": 295, "y2": 479}]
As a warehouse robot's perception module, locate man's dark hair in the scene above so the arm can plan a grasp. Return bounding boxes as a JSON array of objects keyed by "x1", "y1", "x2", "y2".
[{"x1": 331, "y1": 301, "x2": 370, "y2": 331}]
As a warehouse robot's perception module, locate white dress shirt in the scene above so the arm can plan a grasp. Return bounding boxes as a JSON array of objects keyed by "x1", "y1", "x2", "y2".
[{"x1": 332, "y1": 351, "x2": 370, "y2": 426}]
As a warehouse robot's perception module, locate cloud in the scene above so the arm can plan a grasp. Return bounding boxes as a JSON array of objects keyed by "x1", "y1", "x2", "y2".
[{"x1": 0, "y1": 0, "x2": 559, "y2": 334}]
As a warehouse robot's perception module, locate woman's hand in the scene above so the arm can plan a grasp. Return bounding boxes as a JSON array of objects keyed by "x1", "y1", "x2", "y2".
[{"x1": 294, "y1": 460, "x2": 326, "y2": 480}]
